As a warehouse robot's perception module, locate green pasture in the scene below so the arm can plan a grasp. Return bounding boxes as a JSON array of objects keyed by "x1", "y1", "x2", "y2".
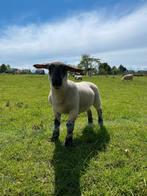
[{"x1": 0, "y1": 74, "x2": 147, "y2": 195}]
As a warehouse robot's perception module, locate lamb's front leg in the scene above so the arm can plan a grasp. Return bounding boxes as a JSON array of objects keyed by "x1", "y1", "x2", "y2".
[
  {"x1": 51, "y1": 112, "x2": 61, "y2": 142},
  {"x1": 65, "y1": 111, "x2": 78, "y2": 146}
]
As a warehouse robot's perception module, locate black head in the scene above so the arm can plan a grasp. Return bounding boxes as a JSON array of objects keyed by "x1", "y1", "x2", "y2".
[
  {"x1": 48, "y1": 63, "x2": 67, "y2": 89},
  {"x1": 33, "y1": 61, "x2": 83, "y2": 89}
]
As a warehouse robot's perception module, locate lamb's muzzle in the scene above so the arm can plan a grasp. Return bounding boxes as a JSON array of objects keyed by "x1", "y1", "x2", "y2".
[{"x1": 33, "y1": 61, "x2": 104, "y2": 146}]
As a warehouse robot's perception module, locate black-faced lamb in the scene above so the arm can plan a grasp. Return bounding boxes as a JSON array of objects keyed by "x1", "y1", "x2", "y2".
[{"x1": 34, "y1": 62, "x2": 103, "y2": 146}]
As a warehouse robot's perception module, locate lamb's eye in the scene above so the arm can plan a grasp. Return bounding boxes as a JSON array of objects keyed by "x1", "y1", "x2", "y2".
[
  {"x1": 62, "y1": 67, "x2": 67, "y2": 76},
  {"x1": 58, "y1": 66, "x2": 66, "y2": 76}
]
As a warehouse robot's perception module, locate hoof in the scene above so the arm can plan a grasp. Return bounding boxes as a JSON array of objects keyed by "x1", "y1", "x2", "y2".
[
  {"x1": 64, "y1": 137, "x2": 73, "y2": 147},
  {"x1": 50, "y1": 136, "x2": 59, "y2": 142},
  {"x1": 50, "y1": 132, "x2": 59, "y2": 142},
  {"x1": 99, "y1": 121, "x2": 104, "y2": 128},
  {"x1": 88, "y1": 123, "x2": 93, "y2": 127},
  {"x1": 98, "y1": 117, "x2": 103, "y2": 128}
]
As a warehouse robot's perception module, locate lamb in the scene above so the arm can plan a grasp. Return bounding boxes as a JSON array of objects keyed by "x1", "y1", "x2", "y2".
[
  {"x1": 74, "y1": 74, "x2": 82, "y2": 80},
  {"x1": 34, "y1": 62, "x2": 103, "y2": 146},
  {"x1": 121, "y1": 74, "x2": 133, "y2": 80}
]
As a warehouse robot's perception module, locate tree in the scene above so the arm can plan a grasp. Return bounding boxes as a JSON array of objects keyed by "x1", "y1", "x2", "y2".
[
  {"x1": 6, "y1": 64, "x2": 11, "y2": 71},
  {"x1": 118, "y1": 65, "x2": 127, "y2": 73},
  {"x1": 99, "y1": 67, "x2": 107, "y2": 75},
  {"x1": 111, "y1": 66, "x2": 119, "y2": 75},
  {"x1": 0, "y1": 64, "x2": 11, "y2": 73},
  {"x1": 78, "y1": 54, "x2": 91, "y2": 71},
  {"x1": 99, "y1": 62, "x2": 112, "y2": 75},
  {"x1": 78, "y1": 54, "x2": 100, "y2": 75},
  {"x1": 0, "y1": 64, "x2": 7, "y2": 73}
]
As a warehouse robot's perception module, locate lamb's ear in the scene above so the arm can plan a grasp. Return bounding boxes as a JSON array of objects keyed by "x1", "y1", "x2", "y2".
[
  {"x1": 33, "y1": 63, "x2": 49, "y2": 69},
  {"x1": 65, "y1": 64, "x2": 83, "y2": 73}
]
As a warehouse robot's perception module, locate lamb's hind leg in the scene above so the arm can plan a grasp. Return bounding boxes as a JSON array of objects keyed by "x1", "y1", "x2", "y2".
[
  {"x1": 97, "y1": 108, "x2": 103, "y2": 127},
  {"x1": 87, "y1": 109, "x2": 93, "y2": 125},
  {"x1": 94, "y1": 100, "x2": 103, "y2": 128}
]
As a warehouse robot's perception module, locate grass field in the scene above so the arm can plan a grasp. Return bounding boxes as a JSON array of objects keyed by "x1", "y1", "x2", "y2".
[{"x1": 0, "y1": 74, "x2": 147, "y2": 195}]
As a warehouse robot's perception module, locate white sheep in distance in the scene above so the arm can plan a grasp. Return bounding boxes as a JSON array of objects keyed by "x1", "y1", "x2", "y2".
[
  {"x1": 33, "y1": 62, "x2": 103, "y2": 146},
  {"x1": 121, "y1": 74, "x2": 133, "y2": 80},
  {"x1": 74, "y1": 74, "x2": 82, "y2": 80}
]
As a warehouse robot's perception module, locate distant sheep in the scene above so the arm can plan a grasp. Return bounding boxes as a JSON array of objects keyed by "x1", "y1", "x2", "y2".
[
  {"x1": 34, "y1": 62, "x2": 103, "y2": 146},
  {"x1": 74, "y1": 74, "x2": 82, "y2": 80},
  {"x1": 121, "y1": 74, "x2": 133, "y2": 80}
]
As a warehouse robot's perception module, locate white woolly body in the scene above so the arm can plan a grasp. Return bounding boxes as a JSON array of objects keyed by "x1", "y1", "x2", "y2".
[
  {"x1": 122, "y1": 74, "x2": 133, "y2": 80},
  {"x1": 49, "y1": 80, "x2": 101, "y2": 119},
  {"x1": 74, "y1": 75, "x2": 82, "y2": 80}
]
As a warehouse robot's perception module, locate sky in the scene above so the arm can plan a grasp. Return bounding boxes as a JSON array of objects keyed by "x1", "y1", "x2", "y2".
[{"x1": 0, "y1": 0, "x2": 147, "y2": 70}]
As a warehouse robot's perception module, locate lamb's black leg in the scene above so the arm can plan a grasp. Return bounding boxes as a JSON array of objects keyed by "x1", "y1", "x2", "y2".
[
  {"x1": 51, "y1": 113, "x2": 61, "y2": 141},
  {"x1": 98, "y1": 108, "x2": 103, "y2": 128},
  {"x1": 87, "y1": 109, "x2": 93, "y2": 125},
  {"x1": 65, "y1": 120, "x2": 74, "y2": 146}
]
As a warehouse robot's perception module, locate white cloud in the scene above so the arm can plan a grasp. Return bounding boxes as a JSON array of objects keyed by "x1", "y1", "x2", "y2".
[{"x1": 0, "y1": 4, "x2": 147, "y2": 70}]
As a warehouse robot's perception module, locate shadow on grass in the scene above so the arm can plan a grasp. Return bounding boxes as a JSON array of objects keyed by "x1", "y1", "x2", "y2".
[{"x1": 52, "y1": 126, "x2": 110, "y2": 196}]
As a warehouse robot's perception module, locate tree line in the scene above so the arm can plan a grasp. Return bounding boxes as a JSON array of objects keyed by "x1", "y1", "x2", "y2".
[
  {"x1": 78, "y1": 54, "x2": 127, "y2": 75},
  {"x1": 0, "y1": 55, "x2": 128, "y2": 75},
  {"x1": 1, "y1": 55, "x2": 145, "y2": 76}
]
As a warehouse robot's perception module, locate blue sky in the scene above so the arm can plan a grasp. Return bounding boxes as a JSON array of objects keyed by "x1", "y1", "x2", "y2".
[{"x1": 0, "y1": 0, "x2": 147, "y2": 70}]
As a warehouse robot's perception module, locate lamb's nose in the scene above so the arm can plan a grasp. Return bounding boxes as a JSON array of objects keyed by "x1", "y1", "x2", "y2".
[{"x1": 52, "y1": 78, "x2": 62, "y2": 88}]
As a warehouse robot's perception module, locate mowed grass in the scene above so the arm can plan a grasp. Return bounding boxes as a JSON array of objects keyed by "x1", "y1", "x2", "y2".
[{"x1": 0, "y1": 74, "x2": 147, "y2": 196}]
